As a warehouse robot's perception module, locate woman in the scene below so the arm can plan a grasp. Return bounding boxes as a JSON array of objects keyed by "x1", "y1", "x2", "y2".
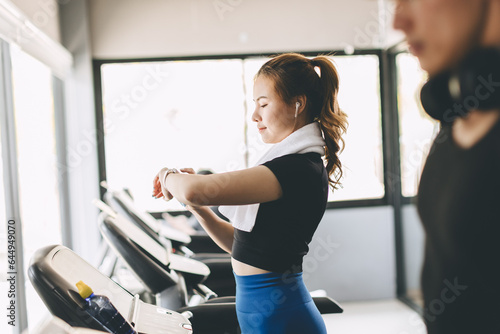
[
  {"x1": 394, "y1": 0, "x2": 500, "y2": 332},
  {"x1": 152, "y1": 53, "x2": 347, "y2": 333}
]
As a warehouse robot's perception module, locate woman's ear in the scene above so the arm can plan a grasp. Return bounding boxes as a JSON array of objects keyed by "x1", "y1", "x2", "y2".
[{"x1": 296, "y1": 96, "x2": 307, "y2": 115}]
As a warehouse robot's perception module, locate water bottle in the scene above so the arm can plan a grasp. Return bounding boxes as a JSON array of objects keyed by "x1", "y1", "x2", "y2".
[{"x1": 76, "y1": 281, "x2": 137, "y2": 334}]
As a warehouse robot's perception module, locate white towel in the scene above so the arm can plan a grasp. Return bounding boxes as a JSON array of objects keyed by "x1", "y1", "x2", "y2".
[{"x1": 219, "y1": 122, "x2": 326, "y2": 232}]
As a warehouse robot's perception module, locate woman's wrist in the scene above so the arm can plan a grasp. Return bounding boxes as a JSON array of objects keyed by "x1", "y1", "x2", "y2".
[
  {"x1": 162, "y1": 168, "x2": 179, "y2": 185},
  {"x1": 157, "y1": 167, "x2": 179, "y2": 201}
]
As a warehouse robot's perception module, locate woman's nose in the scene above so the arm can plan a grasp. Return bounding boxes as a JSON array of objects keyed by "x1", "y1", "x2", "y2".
[{"x1": 251, "y1": 106, "x2": 260, "y2": 122}]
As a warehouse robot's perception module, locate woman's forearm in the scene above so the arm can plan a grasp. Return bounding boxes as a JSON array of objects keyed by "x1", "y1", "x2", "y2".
[
  {"x1": 159, "y1": 171, "x2": 233, "y2": 253},
  {"x1": 189, "y1": 206, "x2": 234, "y2": 254},
  {"x1": 163, "y1": 167, "x2": 282, "y2": 206}
]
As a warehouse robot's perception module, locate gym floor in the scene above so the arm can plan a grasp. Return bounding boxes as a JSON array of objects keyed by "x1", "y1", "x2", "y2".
[{"x1": 323, "y1": 299, "x2": 425, "y2": 334}]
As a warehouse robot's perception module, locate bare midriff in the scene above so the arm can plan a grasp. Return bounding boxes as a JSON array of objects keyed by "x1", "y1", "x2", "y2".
[{"x1": 231, "y1": 257, "x2": 271, "y2": 276}]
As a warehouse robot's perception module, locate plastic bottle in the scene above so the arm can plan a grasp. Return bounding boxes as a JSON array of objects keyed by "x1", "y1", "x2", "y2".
[{"x1": 76, "y1": 281, "x2": 137, "y2": 334}]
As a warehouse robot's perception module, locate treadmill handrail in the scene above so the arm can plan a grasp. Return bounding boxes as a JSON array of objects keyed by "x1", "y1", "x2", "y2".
[
  {"x1": 98, "y1": 213, "x2": 179, "y2": 294},
  {"x1": 109, "y1": 190, "x2": 191, "y2": 245}
]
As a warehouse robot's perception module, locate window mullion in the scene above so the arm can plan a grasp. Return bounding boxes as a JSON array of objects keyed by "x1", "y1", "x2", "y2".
[{"x1": 53, "y1": 76, "x2": 73, "y2": 249}]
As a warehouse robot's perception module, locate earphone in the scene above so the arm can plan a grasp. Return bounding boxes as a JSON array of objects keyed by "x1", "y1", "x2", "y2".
[
  {"x1": 420, "y1": 47, "x2": 500, "y2": 123},
  {"x1": 295, "y1": 102, "x2": 300, "y2": 118}
]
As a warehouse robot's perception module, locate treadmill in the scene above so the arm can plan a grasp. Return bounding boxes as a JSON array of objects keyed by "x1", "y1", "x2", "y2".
[
  {"x1": 94, "y1": 202, "x2": 241, "y2": 333},
  {"x1": 95, "y1": 203, "x2": 344, "y2": 326},
  {"x1": 28, "y1": 245, "x2": 193, "y2": 334},
  {"x1": 101, "y1": 190, "x2": 235, "y2": 297}
]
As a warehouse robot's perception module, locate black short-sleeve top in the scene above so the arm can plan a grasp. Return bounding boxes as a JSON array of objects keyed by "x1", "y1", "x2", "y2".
[{"x1": 231, "y1": 152, "x2": 329, "y2": 273}]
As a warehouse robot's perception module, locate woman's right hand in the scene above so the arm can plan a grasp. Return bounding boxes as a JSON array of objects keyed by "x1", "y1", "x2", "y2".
[
  {"x1": 153, "y1": 168, "x2": 174, "y2": 201},
  {"x1": 152, "y1": 173, "x2": 164, "y2": 199}
]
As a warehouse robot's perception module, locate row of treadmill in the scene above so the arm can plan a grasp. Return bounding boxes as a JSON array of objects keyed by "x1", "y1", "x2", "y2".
[{"x1": 27, "y1": 185, "x2": 343, "y2": 333}]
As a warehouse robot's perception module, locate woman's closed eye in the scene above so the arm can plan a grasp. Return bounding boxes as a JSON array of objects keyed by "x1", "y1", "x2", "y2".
[{"x1": 260, "y1": 104, "x2": 267, "y2": 108}]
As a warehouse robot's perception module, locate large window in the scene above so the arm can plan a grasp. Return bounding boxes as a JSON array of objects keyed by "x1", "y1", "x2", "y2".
[
  {"x1": 396, "y1": 52, "x2": 439, "y2": 308},
  {"x1": 397, "y1": 53, "x2": 439, "y2": 197},
  {"x1": 10, "y1": 45, "x2": 62, "y2": 329},
  {"x1": 328, "y1": 55, "x2": 384, "y2": 201},
  {"x1": 101, "y1": 59, "x2": 247, "y2": 211},
  {"x1": 99, "y1": 54, "x2": 384, "y2": 211},
  {"x1": 243, "y1": 56, "x2": 384, "y2": 202}
]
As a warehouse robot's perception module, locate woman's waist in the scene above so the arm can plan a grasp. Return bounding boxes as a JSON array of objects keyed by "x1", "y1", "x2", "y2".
[
  {"x1": 233, "y1": 269, "x2": 312, "y2": 312},
  {"x1": 231, "y1": 257, "x2": 271, "y2": 276},
  {"x1": 232, "y1": 265, "x2": 306, "y2": 290},
  {"x1": 231, "y1": 242, "x2": 306, "y2": 274}
]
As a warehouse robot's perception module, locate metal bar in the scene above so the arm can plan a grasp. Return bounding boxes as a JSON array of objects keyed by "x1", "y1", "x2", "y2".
[
  {"x1": 53, "y1": 76, "x2": 73, "y2": 249},
  {"x1": 91, "y1": 48, "x2": 383, "y2": 65},
  {"x1": 380, "y1": 49, "x2": 407, "y2": 296},
  {"x1": 92, "y1": 60, "x2": 107, "y2": 200},
  {"x1": 0, "y1": 1, "x2": 72, "y2": 79}
]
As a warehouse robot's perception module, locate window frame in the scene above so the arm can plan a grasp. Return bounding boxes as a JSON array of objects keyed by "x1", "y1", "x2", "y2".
[
  {"x1": 94, "y1": 49, "x2": 424, "y2": 311},
  {"x1": 395, "y1": 51, "x2": 435, "y2": 204},
  {"x1": 92, "y1": 49, "x2": 390, "y2": 210},
  {"x1": 89, "y1": 47, "x2": 429, "y2": 314},
  {"x1": 0, "y1": 39, "x2": 72, "y2": 334},
  {"x1": 384, "y1": 43, "x2": 425, "y2": 314},
  {"x1": 0, "y1": 39, "x2": 29, "y2": 334}
]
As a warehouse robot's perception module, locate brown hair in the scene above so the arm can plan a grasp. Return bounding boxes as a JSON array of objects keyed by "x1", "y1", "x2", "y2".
[{"x1": 256, "y1": 53, "x2": 348, "y2": 189}]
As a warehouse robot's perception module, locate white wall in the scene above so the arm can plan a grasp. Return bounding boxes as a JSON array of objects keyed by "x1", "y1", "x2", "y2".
[
  {"x1": 10, "y1": 0, "x2": 61, "y2": 43},
  {"x1": 89, "y1": 0, "x2": 392, "y2": 59},
  {"x1": 304, "y1": 206, "x2": 397, "y2": 302},
  {"x1": 402, "y1": 204, "x2": 425, "y2": 294},
  {"x1": 59, "y1": 0, "x2": 101, "y2": 265},
  {"x1": 379, "y1": 0, "x2": 405, "y2": 48}
]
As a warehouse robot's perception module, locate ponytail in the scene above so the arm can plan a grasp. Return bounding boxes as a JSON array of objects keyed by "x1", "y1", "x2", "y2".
[
  {"x1": 257, "y1": 53, "x2": 348, "y2": 189},
  {"x1": 311, "y1": 56, "x2": 348, "y2": 189}
]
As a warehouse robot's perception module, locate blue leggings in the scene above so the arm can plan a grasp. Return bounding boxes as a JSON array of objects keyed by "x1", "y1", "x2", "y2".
[{"x1": 234, "y1": 271, "x2": 327, "y2": 334}]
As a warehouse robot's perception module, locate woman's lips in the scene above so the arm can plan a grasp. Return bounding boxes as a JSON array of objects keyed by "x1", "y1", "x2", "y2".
[{"x1": 258, "y1": 127, "x2": 266, "y2": 132}]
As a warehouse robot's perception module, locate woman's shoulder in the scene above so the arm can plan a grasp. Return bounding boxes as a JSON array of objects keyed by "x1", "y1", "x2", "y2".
[
  {"x1": 262, "y1": 153, "x2": 324, "y2": 174},
  {"x1": 265, "y1": 152, "x2": 322, "y2": 164}
]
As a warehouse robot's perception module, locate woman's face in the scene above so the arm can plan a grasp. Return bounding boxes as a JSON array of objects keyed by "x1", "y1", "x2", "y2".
[
  {"x1": 393, "y1": 0, "x2": 485, "y2": 75},
  {"x1": 252, "y1": 75, "x2": 296, "y2": 144}
]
